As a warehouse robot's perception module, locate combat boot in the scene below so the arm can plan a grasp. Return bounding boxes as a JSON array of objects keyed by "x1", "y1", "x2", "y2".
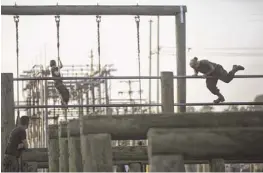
[
  {"x1": 232, "y1": 65, "x2": 245, "y2": 73},
  {"x1": 213, "y1": 93, "x2": 225, "y2": 104}
]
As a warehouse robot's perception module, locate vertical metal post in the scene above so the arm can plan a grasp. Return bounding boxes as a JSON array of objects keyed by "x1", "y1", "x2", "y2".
[
  {"x1": 175, "y1": 11, "x2": 186, "y2": 113},
  {"x1": 160, "y1": 71, "x2": 174, "y2": 113},
  {"x1": 1, "y1": 73, "x2": 15, "y2": 162},
  {"x1": 79, "y1": 88, "x2": 83, "y2": 118},
  {"x1": 44, "y1": 79, "x2": 49, "y2": 147},
  {"x1": 90, "y1": 50, "x2": 95, "y2": 113},
  {"x1": 156, "y1": 16, "x2": 160, "y2": 113},
  {"x1": 96, "y1": 15, "x2": 102, "y2": 108},
  {"x1": 105, "y1": 72, "x2": 110, "y2": 115},
  {"x1": 86, "y1": 92, "x2": 89, "y2": 115},
  {"x1": 14, "y1": 15, "x2": 20, "y2": 125},
  {"x1": 148, "y1": 19, "x2": 153, "y2": 114}
]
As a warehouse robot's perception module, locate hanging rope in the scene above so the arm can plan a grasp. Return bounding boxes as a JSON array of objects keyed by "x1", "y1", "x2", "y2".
[
  {"x1": 96, "y1": 15, "x2": 101, "y2": 72},
  {"x1": 14, "y1": 15, "x2": 20, "y2": 126},
  {"x1": 135, "y1": 15, "x2": 142, "y2": 107},
  {"x1": 55, "y1": 15, "x2": 60, "y2": 69}
]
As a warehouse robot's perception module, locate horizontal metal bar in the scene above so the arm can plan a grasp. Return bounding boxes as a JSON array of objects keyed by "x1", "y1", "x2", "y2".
[
  {"x1": 14, "y1": 102, "x2": 263, "y2": 109},
  {"x1": 1, "y1": 5, "x2": 187, "y2": 16},
  {"x1": 15, "y1": 76, "x2": 159, "y2": 81},
  {"x1": 13, "y1": 75, "x2": 263, "y2": 81}
]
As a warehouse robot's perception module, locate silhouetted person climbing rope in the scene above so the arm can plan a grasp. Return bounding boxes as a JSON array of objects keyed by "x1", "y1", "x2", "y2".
[
  {"x1": 50, "y1": 59, "x2": 70, "y2": 106},
  {"x1": 2, "y1": 116, "x2": 29, "y2": 172},
  {"x1": 189, "y1": 57, "x2": 245, "y2": 103}
]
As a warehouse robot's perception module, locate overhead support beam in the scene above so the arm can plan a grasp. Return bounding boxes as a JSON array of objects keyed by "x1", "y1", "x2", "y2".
[
  {"x1": 65, "y1": 111, "x2": 263, "y2": 140},
  {"x1": 1, "y1": 5, "x2": 187, "y2": 16}
]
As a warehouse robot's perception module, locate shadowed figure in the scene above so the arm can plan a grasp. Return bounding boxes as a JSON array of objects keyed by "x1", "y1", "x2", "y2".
[
  {"x1": 50, "y1": 59, "x2": 70, "y2": 106},
  {"x1": 2, "y1": 116, "x2": 29, "y2": 172},
  {"x1": 189, "y1": 57, "x2": 245, "y2": 103}
]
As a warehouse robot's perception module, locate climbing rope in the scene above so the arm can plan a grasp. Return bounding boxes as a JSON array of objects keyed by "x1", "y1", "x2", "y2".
[
  {"x1": 14, "y1": 15, "x2": 20, "y2": 126},
  {"x1": 96, "y1": 15, "x2": 101, "y2": 72},
  {"x1": 55, "y1": 15, "x2": 60, "y2": 69},
  {"x1": 135, "y1": 15, "x2": 142, "y2": 107}
]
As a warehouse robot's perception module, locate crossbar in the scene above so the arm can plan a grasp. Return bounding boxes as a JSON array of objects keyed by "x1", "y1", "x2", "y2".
[
  {"x1": 13, "y1": 75, "x2": 263, "y2": 81},
  {"x1": 1, "y1": 5, "x2": 187, "y2": 16},
  {"x1": 14, "y1": 102, "x2": 263, "y2": 109}
]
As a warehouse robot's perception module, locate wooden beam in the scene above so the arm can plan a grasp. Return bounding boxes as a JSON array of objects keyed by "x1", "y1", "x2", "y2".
[
  {"x1": 147, "y1": 127, "x2": 263, "y2": 160},
  {"x1": 68, "y1": 120, "x2": 83, "y2": 172},
  {"x1": 23, "y1": 148, "x2": 48, "y2": 162},
  {"x1": 59, "y1": 121, "x2": 69, "y2": 172},
  {"x1": 67, "y1": 111, "x2": 263, "y2": 140},
  {"x1": 1, "y1": 5, "x2": 187, "y2": 16},
  {"x1": 24, "y1": 146, "x2": 263, "y2": 164},
  {"x1": 1, "y1": 73, "x2": 15, "y2": 162},
  {"x1": 48, "y1": 124, "x2": 59, "y2": 172}
]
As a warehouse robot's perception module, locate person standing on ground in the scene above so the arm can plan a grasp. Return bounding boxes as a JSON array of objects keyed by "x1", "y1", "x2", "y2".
[{"x1": 2, "y1": 116, "x2": 29, "y2": 172}]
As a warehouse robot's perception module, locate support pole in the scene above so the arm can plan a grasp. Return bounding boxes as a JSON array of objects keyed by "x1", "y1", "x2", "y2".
[
  {"x1": 129, "y1": 163, "x2": 142, "y2": 172},
  {"x1": 175, "y1": 11, "x2": 186, "y2": 113},
  {"x1": 48, "y1": 124, "x2": 59, "y2": 172},
  {"x1": 105, "y1": 72, "x2": 110, "y2": 115},
  {"x1": 156, "y1": 16, "x2": 160, "y2": 113},
  {"x1": 210, "y1": 159, "x2": 225, "y2": 172},
  {"x1": 59, "y1": 121, "x2": 69, "y2": 172},
  {"x1": 1, "y1": 73, "x2": 15, "y2": 162},
  {"x1": 44, "y1": 80, "x2": 49, "y2": 147},
  {"x1": 149, "y1": 71, "x2": 185, "y2": 172},
  {"x1": 160, "y1": 71, "x2": 174, "y2": 113},
  {"x1": 80, "y1": 113, "x2": 113, "y2": 172},
  {"x1": 86, "y1": 91, "x2": 89, "y2": 115},
  {"x1": 148, "y1": 19, "x2": 153, "y2": 114},
  {"x1": 81, "y1": 133, "x2": 113, "y2": 171},
  {"x1": 68, "y1": 120, "x2": 83, "y2": 172}
]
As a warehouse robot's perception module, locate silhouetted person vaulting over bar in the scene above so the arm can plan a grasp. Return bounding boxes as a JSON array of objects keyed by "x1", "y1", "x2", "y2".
[{"x1": 189, "y1": 57, "x2": 245, "y2": 103}]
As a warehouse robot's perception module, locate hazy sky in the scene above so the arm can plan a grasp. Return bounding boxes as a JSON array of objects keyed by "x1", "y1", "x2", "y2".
[{"x1": 1, "y1": 0, "x2": 263, "y2": 111}]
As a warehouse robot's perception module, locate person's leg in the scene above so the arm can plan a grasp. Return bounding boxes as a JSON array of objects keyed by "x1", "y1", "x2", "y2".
[
  {"x1": 217, "y1": 65, "x2": 245, "y2": 83},
  {"x1": 63, "y1": 87, "x2": 70, "y2": 105},
  {"x1": 2, "y1": 155, "x2": 11, "y2": 172},
  {"x1": 206, "y1": 78, "x2": 225, "y2": 103},
  {"x1": 56, "y1": 84, "x2": 70, "y2": 105},
  {"x1": 2, "y1": 155, "x2": 19, "y2": 172}
]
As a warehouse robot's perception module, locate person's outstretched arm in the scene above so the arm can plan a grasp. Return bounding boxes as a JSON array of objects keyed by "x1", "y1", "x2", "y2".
[
  {"x1": 193, "y1": 69, "x2": 199, "y2": 76},
  {"x1": 59, "y1": 58, "x2": 63, "y2": 69}
]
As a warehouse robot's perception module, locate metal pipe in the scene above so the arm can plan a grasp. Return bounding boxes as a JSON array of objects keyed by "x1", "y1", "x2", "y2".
[
  {"x1": 14, "y1": 102, "x2": 263, "y2": 109},
  {"x1": 1, "y1": 5, "x2": 187, "y2": 16},
  {"x1": 156, "y1": 16, "x2": 160, "y2": 113},
  {"x1": 13, "y1": 75, "x2": 263, "y2": 81},
  {"x1": 149, "y1": 19, "x2": 153, "y2": 113}
]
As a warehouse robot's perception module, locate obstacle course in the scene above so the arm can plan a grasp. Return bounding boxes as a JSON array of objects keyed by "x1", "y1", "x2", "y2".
[
  {"x1": 2, "y1": 4, "x2": 263, "y2": 172},
  {"x1": 2, "y1": 72, "x2": 263, "y2": 172}
]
